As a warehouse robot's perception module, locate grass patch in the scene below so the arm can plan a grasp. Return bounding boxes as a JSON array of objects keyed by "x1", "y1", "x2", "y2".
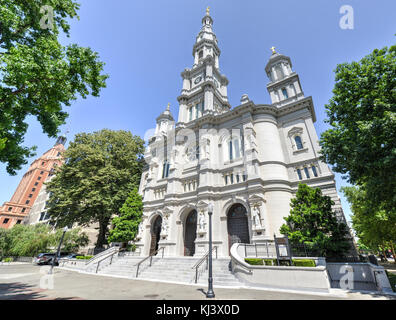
[{"x1": 385, "y1": 271, "x2": 396, "y2": 292}]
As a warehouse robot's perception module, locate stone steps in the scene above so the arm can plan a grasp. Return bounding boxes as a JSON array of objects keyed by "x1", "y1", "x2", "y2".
[{"x1": 97, "y1": 256, "x2": 242, "y2": 286}]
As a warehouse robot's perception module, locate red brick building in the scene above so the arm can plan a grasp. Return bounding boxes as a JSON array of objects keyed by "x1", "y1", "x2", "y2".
[{"x1": 0, "y1": 137, "x2": 66, "y2": 229}]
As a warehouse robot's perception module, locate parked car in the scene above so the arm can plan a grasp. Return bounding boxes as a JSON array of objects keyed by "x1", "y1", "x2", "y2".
[
  {"x1": 34, "y1": 252, "x2": 70, "y2": 266},
  {"x1": 34, "y1": 253, "x2": 57, "y2": 266}
]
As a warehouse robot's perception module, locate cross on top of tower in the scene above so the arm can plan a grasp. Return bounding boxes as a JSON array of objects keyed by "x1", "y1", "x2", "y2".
[
  {"x1": 270, "y1": 46, "x2": 276, "y2": 54},
  {"x1": 206, "y1": 6, "x2": 210, "y2": 15}
]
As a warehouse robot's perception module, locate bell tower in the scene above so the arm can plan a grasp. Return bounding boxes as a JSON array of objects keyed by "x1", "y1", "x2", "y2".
[
  {"x1": 177, "y1": 8, "x2": 231, "y2": 124},
  {"x1": 265, "y1": 47, "x2": 305, "y2": 107}
]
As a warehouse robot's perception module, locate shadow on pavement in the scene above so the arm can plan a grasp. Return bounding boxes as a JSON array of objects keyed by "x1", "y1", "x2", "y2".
[
  {"x1": 0, "y1": 282, "x2": 84, "y2": 300},
  {"x1": 0, "y1": 282, "x2": 45, "y2": 300}
]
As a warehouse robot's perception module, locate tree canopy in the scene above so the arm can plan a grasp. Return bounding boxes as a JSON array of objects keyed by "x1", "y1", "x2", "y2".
[
  {"x1": 319, "y1": 45, "x2": 396, "y2": 213},
  {"x1": 0, "y1": 0, "x2": 108, "y2": 175},
  {"x1": 108, "y1": 188, "x2": 143, "y2": 244},
  {"x1": 280, "y1": 183, "x2": 351, "y2": 257},
  {"x1": 342, "y1": 185, "x2": 396, "y2": 261},
  {"x1": 45, "y1": 129, "x2": 145, "y2": 248},
  {"x1": 0, "y1": 224, "x2": 88, "y2": 257}
]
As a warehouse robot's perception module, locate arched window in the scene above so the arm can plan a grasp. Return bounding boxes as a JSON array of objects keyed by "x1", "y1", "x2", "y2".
[
  {"x1": 228, "y1": 138, "x2": 242, "y2": 161},
  {"x1": 189, "y1": 107, "x2": 193, "y2": 121},
  {"x1": 304, "y1": 167, "x2": 310, "y2": 179},
  {"x1": 198, "y1": 50, "x2": 203, "y2": 59},
  {"x1": 195, "y1": 103, "x2": 199, "y2": 119},
  {"x1": 282, "y1": 87, "x2": 289, "y2": 99},
  {"x1": 297, "y1": 169, "x2": 302, "y2": 180},
  {"x1": 312, "y1": 166, "x2": 318, "y2": 177},
  {"x1": 275, "y1": 64, "x2": 284, "y2": 80},
  {"x1": 162, "y1": 161, "x2": 170, "y2": 179},
  {"x1": 294, "y1": 136, "x2": 303, "y2": 150}
]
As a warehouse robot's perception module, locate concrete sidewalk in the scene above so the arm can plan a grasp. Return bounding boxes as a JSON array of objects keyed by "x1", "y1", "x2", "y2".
[{"x1": 0, "y1": 264, "x2": 394, "y2": 300}]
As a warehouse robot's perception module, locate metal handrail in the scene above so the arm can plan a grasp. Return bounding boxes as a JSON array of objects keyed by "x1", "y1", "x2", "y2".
[
  {"x1": 95, "y1": 249, "x2": 119, "y2": 273},
  {"x1": 192, "y1": 246, "x2": 218, "y2": 283},
  {"x1": 85, "y1": 246, "x2": 118, "y2": 265},
  {"x1": 135, "y1": 247, "x2": 164, "y2": 278}
]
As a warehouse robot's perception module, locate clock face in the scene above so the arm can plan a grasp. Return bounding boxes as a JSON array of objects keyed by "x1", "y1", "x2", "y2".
[{"x1": 194, "y1": 76, "x2": 202, "y2": 84}]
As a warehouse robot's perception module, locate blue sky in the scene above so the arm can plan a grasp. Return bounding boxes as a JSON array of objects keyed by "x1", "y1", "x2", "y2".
[{"x1": 1, "y1": 0, "x2": 395, "y2": 225}]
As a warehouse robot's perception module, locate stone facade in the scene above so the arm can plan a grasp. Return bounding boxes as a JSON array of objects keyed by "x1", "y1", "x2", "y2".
[{"x1": 136, "y1": 10, "x2": 353, "y2": 258}]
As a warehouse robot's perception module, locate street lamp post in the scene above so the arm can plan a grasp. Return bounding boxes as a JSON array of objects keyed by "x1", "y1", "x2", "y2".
[
  {"x1": 49, "y1": 226, "x2": 68, "y2": 275},
  {"x1": 206, "y1": 203, "x2": 215, "y2": 298}
]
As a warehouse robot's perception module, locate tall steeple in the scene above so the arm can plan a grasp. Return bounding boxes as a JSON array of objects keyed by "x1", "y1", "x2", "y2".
[{"x1": 177, "y1": 8, "x2": 230, "y2": 124}]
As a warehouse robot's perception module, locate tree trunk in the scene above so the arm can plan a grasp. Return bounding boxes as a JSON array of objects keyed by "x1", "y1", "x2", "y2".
[
  {"x1": 389, "y1": 241, "x2": 396, "y2": 264},
  {"x1": 382, "y1": 246, "x2": 389, "y2": 262},
  {"x1": 96, "y1": 218, "x2": 110, "y2": 249}
]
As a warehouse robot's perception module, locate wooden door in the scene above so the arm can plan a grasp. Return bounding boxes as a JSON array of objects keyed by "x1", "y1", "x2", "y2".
[{"x1": 184, "y1": 210, "x2": 197, "y2": 256}]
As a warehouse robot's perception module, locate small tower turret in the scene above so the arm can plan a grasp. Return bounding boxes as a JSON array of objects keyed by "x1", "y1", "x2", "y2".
[
  {"x1": 155, "y1": 103, "x2": 175, "y2": 135},
  {"x1": 265, "y1": 47, "x2": 305, "y2": 107}
]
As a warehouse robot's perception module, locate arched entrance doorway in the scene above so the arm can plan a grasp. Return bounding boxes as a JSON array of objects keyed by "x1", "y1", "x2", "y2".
[
  {"x1": 150, "y1": 215, "x2": 162, "y2": 255},
  {"x1": 227, "y1": 204, "x2": 250, "y2": 253},
  {"x1": 184, "y1": 210, "x2": 197, "y2": 256}
]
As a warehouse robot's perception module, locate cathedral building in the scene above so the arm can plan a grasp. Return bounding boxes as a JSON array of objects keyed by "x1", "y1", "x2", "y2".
[
  {"x1": 136, "y1": 9, "x2": 351, "y2": 257},
  {"x1": 0, "y1": 137, "x2": 66, "y2": 229}
]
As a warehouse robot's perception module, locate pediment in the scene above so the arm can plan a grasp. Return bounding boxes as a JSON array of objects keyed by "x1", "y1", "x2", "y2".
[{"x1": 287, "y1": 127, "x2": 303, "y2": 137}]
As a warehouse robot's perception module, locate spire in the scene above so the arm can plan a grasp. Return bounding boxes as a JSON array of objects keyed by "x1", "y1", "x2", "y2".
[
  {"x1": 156, "y1": 103, "x2": 174, "y2": 122},
  {"x1": 201, "y1": 6, "x2": 213, "y2": 26}
]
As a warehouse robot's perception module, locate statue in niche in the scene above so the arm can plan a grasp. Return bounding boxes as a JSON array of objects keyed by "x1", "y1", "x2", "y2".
[
  {"x1": 137, "y1": 223, "x2": 144, "y2": 238},
  {"x1": 161, "y1": 216, "x2": 169, "y2": 236},
  {"x1": 252, "y1": 206, "x2": 262, "y2": 228},
  {"x1": 245, "y1": 128, "x2": 256, "y2": 150},
  {"x1": 198, "y1": 211, "x2": 206, "y2": 232}
]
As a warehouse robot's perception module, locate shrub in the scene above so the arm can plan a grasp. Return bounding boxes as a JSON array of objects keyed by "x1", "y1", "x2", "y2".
[
  {"x1": 264, "y1": 259, "x2": 276, "y2": 266},
  {"x1": 2, "y1": 257, "x2": 13, "y2": 262},
  {"x1": 245, "y1": 258, "x2": 263, "y2": 265},
  {"x1": 76, "y1": 255, "x2": 93, "y2": 260},
  {"x1": 127, "y1": 243, "x2": 136, "y2": 252},
  {"x1": 292, "y1": 259, "x2": 316, "y2": 267},
  {"x1": 385, "y1": 270, "x2": 396, "y2": 292}
]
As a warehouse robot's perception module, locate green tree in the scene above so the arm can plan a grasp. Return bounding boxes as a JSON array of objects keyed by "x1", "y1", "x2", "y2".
[
  {"x1": 46, "y1": 129, "x2": 145, "y2": 249},
  {"x1": 342, "y1": 185, "x2": 396, "y2": 263},
  {"x1": 7, "y1": 224, "x2": 53, "y2": 257},
  {"x1": 0, "y1": 224, "x2": 90, "y2": 257},
  {"x1": 108, "y1": 188, "x2": 143, "y2": 245},
  {"x1": 0, "y1": 0, "x2": 108, "y2": 175},
  {"x1": 319, "y1": 45, "x2": 396, "y2": 213},
  {"x1": 51, "y1": 227, "x2": 89, "y2": 253},
  {"x1": 0, "y1": 228, "x2": 10, "y2": 257},
  {"x1": 280, "y1": 183, "x2": 351, "y2": 257}
]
